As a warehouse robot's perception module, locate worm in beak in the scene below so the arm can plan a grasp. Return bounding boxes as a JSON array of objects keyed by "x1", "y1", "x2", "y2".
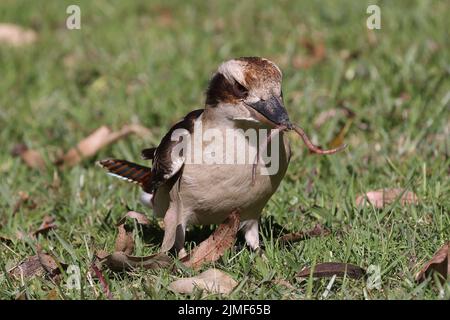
[{"x1": 251, "y1": 124, "x2": 347, "y2": 185}]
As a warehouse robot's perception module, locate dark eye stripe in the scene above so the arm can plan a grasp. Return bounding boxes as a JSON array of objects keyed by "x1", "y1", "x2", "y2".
[{"x1": 233, "y1": 81, "x2": 248, "y2": 99}]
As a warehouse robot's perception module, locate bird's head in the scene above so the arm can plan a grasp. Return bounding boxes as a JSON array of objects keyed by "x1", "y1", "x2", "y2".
[{"x1": 205, "y1": 57, "x2": 292, "y2": 129}]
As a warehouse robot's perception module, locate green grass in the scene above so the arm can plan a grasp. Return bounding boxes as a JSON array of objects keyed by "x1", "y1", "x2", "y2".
[{"x1": 0, "y1": 0, "x2": 449, "y2": 300}]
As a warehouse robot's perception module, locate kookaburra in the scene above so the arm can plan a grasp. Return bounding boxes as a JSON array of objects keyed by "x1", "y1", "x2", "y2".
[{"x1": 99, "y1": 57, "x2": 343, "y2": 254}]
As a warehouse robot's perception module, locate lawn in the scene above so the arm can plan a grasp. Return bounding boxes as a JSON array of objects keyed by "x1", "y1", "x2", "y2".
[{"x1": 0, "y1": 0, "x2": 449, "y2": 300}]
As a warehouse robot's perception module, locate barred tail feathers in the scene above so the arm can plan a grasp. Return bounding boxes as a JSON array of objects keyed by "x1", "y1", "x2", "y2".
[{"x1": 98, "y1": 159, "x2": 152, "y2": 188}]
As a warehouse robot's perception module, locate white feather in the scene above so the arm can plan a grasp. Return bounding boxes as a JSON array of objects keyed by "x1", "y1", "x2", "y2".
[
  {"x1": 140, "y1": 192, "x2": 153, "y2": 208},
  {"x1": 218, "y1": 60, "x2": 246, "y2": 85},
  {"x1": 106, "y1": 172, "x2": 139, "y2": 184}
]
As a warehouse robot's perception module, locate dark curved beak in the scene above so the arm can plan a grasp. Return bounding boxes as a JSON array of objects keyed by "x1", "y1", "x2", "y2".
[{"x1": 247, "y1": 95, "x2": 292, "y2": 129}]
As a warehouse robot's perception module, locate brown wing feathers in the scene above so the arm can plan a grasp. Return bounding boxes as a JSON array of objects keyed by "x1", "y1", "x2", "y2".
[
  {"x1": 141, "y1": 147, "x2": 156, "y2": 160},
  {"x1": 99, "y1": 110, "x2": 204, "y2": 194},
  {"x1": 98, "y1": 159, "x2": 152, "y2": 189}
]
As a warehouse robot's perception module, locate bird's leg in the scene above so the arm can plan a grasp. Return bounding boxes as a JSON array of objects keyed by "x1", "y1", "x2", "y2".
[
  {"x1": 240, "y1": 219, "x2": 260, "y2": 251},
  {"x1": 160, "y1": 205, "x2": 183, "y2": 253},
  {"x1": 174, "y1": 221, "x2": 187, "y2": 258}
]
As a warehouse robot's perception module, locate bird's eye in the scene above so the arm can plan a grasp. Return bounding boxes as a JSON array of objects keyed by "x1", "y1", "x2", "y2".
[{"x1": 234, "y1": 82, "x2": 248, "y2": 98}]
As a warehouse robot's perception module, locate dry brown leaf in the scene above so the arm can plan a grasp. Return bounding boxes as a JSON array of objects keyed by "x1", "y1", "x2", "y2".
[
  {"x1": 9, "y1": 255, "x2": 43, "y2": 278},
  {"x1": 56, "y1": 124, "x2": 151, "y2": 167},
  {"x1": 298, "y1": 262, "x2": 365, "y2": 280},
  {"x1": 356, "y1": 188, "x2": 419, "y2": 208},
  {"x1": 0, "y1": 23, "x2": 37, "y2": 46},
  {"x1": 279, "y1": 224, "x2": 330, "y2": 244},
  {"x1": 90, "y1": 262, "x2": 113, "y2": 299},
  {"x1": 96, "y1": 207, "x2": 172, "y2": 272},
  {"x1": 116, "y1": 211, "x2": 151, "y2": 226},
  {"x1": 103, "y1": 251, "x2": 173, "y2": 272},
  {"x1": 114, "y1": 224, "x2": 134, "y2": 255},
  {"x1": 11, "y1": 144, "x2": 45, "y2": 170},
  {"x1": 415, "y1": 242, "x2": 449, "y2": 284},
  {"x1": 182, "y1": 211, "x2": 240, "y2": 270},
  {"x1": 38, "y1": 252, "x2": 60, "y2": 277},
  {"x1": 95, "y1": 250, "x2": 110, "y2": 260},
  {"x1": 9, "y1": 252, "x2": 63, "y2": 280},
  {"x1": 5, "y1": 216, "x2": 55, "y2": 242},
  {"x1": 33, "y1": 215, "x2": 57, "y2": 237},
  {"x1": 169, "y1": 268, "x2": 237, "y2": 295},
  {"x1": 20, "y1": 149, "x2": 46, "y2": 170}
]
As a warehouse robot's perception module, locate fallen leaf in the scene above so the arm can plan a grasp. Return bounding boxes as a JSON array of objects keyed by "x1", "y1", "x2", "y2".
[
  {"x1": 169, "y1": 268, "x2": 237, "y2": 295},
  {"x1": 5, "y1": 216, "x2": 55, "y2": 242},
  {"x1": 9, "y1": 255, "x2": 43, "y2": 278},
  {"x1": 33, "y1": 215, "x2": 57, "y2": 237},
  {"x1": 0, "y1": 23, "x2": 37, "y2": 47},
  {"x1": 114, "y1": 224, "x2": 134, "y2": 255},
  {"x1": 279, "y1": 224, "x2": 330, "y2": 244},
  {"x1": 38, "y1": 252, "x2": 60, "y2": 278},
  {"x1": 116, "y1": 211, "x2": 151, "y2": 226},
  {"x1": 182, "y1": 211, "x2": 240, "y2": 270},
  {"x1": 9, "y1": 252, "x2": 64, "y2": 280},
  {"x1": 356, "y1": 188, "x2": 419, "y2": 208},
  {"x1": 298, "y1": 262, "x2": 365, "y2": 280},
  {"x1": 95, "y1": 207, "x2": 172, "y2": 272},
  {"x1": 90, "y1": 263, "x2": 113, "y2": 299},
  {"x1": 11, "y1": 144, "x2": 45, "y2": 170},
  {"x1": 103, "y1": 251, "x2": 173, "y2": 272},
  {"x1": 95, "y1": 250, "x2": 110, "y2": 260},
  {"x1": 415, "y1": 242, "x2": 449, "y2": 284},
  {"x1": 56, "y1": 124, "x2": 151, "y2": 167}
]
